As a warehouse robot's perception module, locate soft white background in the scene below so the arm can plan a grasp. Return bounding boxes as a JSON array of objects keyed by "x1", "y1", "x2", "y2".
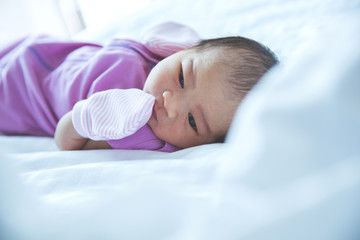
[{"x1": 1, "y1": 0, "x2": 360, "y2": 239}]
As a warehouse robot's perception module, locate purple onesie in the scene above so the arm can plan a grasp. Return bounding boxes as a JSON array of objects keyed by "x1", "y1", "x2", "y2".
[{"x1": 0, "y1": 35, "x2": 179, "y2": 152}]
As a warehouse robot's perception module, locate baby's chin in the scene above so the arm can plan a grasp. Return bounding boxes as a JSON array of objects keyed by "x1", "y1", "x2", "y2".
[
  {"x1": 147, "y1": 117, "x2": 168, "y2": 144},
  {"x1": 147, "y1": 117, "x2": 155, "y2": 130},
  {"x1": 146, "y1": 120, "x2": 179, "y2": 147}
]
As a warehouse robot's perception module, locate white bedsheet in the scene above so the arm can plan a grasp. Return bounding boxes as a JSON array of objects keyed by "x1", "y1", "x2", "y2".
[{"x1": 1, "y1": 0, "x2": 360, "y2": 239}]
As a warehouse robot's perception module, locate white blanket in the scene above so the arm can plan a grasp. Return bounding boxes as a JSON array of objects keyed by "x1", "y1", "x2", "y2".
[{"x1": 1, "y1": 0, "x2": 360, "y2": 239}]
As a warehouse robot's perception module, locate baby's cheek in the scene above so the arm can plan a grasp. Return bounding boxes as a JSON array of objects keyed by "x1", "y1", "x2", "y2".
[
  {"x1": 147, "y1": 121, "x2": 165, "y2": 139},
  {"x1": 157, "y1": 125, "x2": 177, "y2": 143}
]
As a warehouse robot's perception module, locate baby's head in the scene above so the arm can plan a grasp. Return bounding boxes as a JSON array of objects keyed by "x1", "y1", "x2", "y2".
[{"x1": 143, "y1": 36, "x2": 278, "y2": 148}]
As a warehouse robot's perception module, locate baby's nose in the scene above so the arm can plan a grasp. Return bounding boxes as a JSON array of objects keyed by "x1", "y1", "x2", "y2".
[{"x1": 162, "y1": 90, "x2": 180, "y2": 119}]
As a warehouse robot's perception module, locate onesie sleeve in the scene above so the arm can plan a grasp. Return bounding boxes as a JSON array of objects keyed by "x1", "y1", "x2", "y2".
[
  {"x1": 142, "y1": 22, "x2": 201, "y2": 58},
  {"x1": 72, "y1": 89, "x2": 155, "y2": 141}
]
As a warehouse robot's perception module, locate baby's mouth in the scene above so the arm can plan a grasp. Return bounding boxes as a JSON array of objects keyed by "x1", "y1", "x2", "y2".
[{"x1": 151, "y1": 105, "x2": 158, "y2": 121}]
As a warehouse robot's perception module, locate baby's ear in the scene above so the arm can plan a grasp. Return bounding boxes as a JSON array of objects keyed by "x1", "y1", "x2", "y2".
[{"x1": 141, "y1": 21, "x2": 200, "y2": 58}]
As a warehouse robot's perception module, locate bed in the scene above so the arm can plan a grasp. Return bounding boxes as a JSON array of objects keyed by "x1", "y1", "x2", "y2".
[{"x1": 1, "y1": 0, "x2": 360, "y2": 239}]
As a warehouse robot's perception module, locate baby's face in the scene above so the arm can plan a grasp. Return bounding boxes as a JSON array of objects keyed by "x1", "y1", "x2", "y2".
[{"x1": 143, "y1": 48, "x2": 233, "y2": 148}]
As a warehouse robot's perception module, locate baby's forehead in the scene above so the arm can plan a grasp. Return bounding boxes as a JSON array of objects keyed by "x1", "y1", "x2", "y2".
[
  {"x1": 186, "y1": 48, "x2": 241, "y2": 80},
  {"x1": 182, "y1": 49, "x2": 231, "y2": 78},
  {"x1": 187, "y1": 46, "x2": 226, "y2": 60}
]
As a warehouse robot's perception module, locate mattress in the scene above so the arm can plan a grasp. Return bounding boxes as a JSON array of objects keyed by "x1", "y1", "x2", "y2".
[{"x1": 1, "y1": 0, "x2": 360, "y2": 239}]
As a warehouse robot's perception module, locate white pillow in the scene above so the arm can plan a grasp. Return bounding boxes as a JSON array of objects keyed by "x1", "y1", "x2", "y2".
[{"x1": 207, "y1": 13, "x2": 360, "y2": 240}]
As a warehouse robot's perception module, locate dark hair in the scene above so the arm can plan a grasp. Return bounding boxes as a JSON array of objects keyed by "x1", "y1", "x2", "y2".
[{"x1": 192, "y1": 36, "x2": 278, "y2": 143}]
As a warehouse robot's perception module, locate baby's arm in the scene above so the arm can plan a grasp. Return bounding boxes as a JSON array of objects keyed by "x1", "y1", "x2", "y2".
[
  {"x1": 55, "y1": 89, "x2": 154, "y2": 151},
  {"x1": 55, "y1": 111, "x2": 111, "y2": 150}
]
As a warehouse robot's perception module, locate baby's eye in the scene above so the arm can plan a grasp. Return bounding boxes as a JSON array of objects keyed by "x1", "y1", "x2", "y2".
[
  {"x1": 179, "y1": 70, "x2": 184, "y2": 88},
  {"x1": 188, "y1": 113, "x2": 197, "y2": 132}
]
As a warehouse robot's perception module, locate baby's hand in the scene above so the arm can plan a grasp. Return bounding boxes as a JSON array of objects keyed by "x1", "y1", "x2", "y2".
[{"x1": 72, "y1": 89, "x2": 155, "y2": 141}]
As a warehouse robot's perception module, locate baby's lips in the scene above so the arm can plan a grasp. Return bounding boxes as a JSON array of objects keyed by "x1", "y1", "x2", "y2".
[{"x1": 151, "y1": 103, "x2": 158, "y2": 121}]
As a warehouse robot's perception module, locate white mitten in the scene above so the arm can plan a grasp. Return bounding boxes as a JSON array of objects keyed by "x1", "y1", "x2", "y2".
[{"x1": 72, "y1": 89, "x2": 155, "y2": 141}]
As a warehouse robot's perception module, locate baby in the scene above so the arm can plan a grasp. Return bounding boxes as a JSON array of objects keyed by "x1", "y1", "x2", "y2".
[{"x1": 0, "y1": 22, "x2": 277, "y2": 152}]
